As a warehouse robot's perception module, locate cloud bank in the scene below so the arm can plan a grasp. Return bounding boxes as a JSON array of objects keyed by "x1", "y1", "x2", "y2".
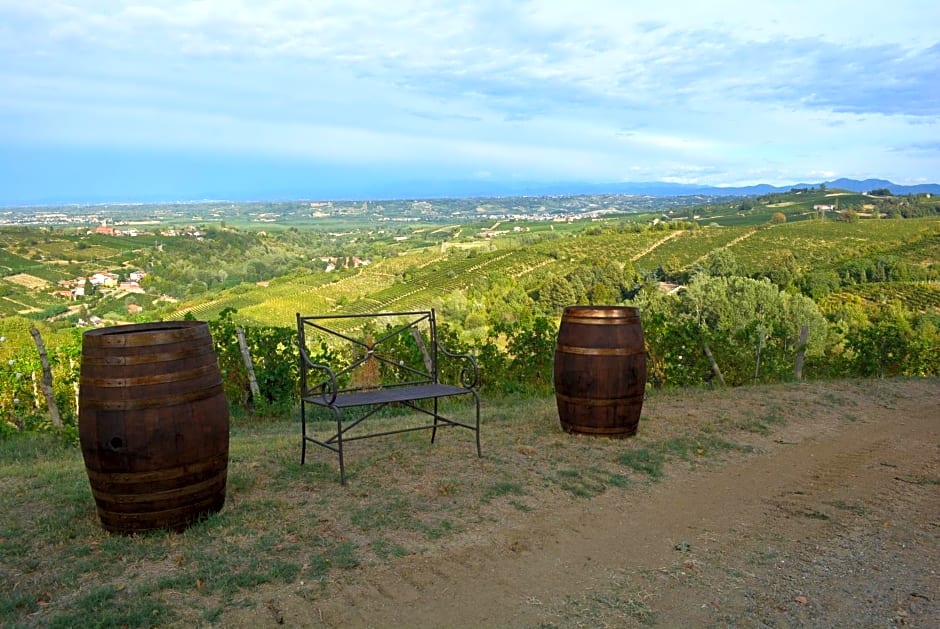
[{"x1": 1, "y1": 0, "x2": 938, "y2": 202}]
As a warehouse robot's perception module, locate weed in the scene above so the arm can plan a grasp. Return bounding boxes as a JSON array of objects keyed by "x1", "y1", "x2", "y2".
[
  {"x1": 552, "y1": 467, "x2": 628, "y2": 497},
  {"x1": 371, "y1": 538, "x2": 410, "y2": 560},
  {"x1": 508, "y1": 499, "x2": 535, "y2": 512},
  {"x1": 202, "y1": 606, "x2": 224, "y2": 623},
  {"x1": 350, "y1": 494, "x2": 413, "y2": 531},
  {"x1": 619, "y1": 435, "x2": 749, "y2": 480},
  {"x1": 328, "y1": 541, "x2": 360, "y2": 569},
  {"x1": 482, "y1": 480, "x2": 526, "y2": 502},
  {"x1": 418, "y1": 518, "x2": 456, "y2": 539},
  {"x1": 618, "y1": 449, "x2": 666, "y2": 478},
  {"x1": 46, "y1": 586, "x2": 175, "y2": 629},
  {"x1": 0, "y1": 592, "x2": 38, "y2": 625},
  {"x1": 551, "y1": 589, "x2": 657, "y2": 627},
  {"x1": 733, "y1": 406, "x2": 786, "y2": 434}
]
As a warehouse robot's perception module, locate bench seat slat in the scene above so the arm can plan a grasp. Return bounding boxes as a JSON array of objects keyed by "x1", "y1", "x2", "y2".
[{"x1": 303, "y1": 383, "x2": 471, "y2": 408}]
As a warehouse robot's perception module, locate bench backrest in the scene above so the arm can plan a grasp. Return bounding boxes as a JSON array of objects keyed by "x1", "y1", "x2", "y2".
[{"x1": 297, "y1": 310, "x2": 441, "y2": 395}]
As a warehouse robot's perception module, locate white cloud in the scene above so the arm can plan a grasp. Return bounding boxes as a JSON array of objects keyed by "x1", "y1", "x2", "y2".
[{"x1": 0, "y1": 0, "x2": 938, "y2": 196}]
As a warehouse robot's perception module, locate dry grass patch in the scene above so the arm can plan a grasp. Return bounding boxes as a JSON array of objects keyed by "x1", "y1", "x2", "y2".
[{"x1": 3, "y1": 273, "x2": 50, "y2": 290}]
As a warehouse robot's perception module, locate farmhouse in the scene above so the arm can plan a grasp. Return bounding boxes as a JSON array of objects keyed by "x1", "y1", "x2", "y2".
[
  {"x1": 118, "y1": 281, "x2": 145, "y2": 293},
  {"x1": 88, "y1": 272, "x2": 118, "y2": 288}
]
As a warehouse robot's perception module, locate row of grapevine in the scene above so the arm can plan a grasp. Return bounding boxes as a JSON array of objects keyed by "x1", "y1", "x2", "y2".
[
  {"x1": 729, "y1": 218, "x2": 940, "y2": 274},
  {"x1": 844, "y1": 281, "x2": 940, "y2": 313}
]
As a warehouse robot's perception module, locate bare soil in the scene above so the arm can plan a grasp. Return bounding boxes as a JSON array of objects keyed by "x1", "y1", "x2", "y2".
[{"x1": 226, "y1": 379, "x2": 939, "y2": 628}]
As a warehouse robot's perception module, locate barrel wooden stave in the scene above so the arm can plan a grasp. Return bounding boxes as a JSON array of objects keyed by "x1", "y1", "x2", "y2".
[
  {"x1": 79, "y1": 321, "x2": 229, "y2": 534},
  {"x1": 553, "y1": 306, "x2": 647, "y2": 437}
]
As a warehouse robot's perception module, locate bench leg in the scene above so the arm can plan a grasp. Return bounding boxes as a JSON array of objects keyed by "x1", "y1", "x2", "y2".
[
  {"x1": 300, "y1": 401, "x2": 308, "y2": 465},
  {"x1": 331, "y1": 407, "x2": 347, "y2": 485},
  {"x1": 473, "y1": 390, "x2": 482, "y2": 457},
  {"x1": 431, "y1": 397, "x2": 439, "y2": 444}
]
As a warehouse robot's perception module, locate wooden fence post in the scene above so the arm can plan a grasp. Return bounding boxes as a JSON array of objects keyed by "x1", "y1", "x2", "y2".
[
  {"x1": 236, "y1": 328, "x2": 261, "y2": 401},
  {"x1": 410, "y1": 327, "x2": 433, "y2": 374},
  {"x1": 794, "y1": 325, "x2": 809, "y2": 382},
  {"x1": 29, "y1": 327, "x2": 63, "y2": 429},
  {"x1": 702, "y1": 341, "x2": 726, "y2": 387},
  {"x1": 753, "y1": 329, "x2": 766, "y2": 384}
]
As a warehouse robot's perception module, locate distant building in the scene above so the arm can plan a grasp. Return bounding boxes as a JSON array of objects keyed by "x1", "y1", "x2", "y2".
[
  {"x1": 88, "y1": 272, "x2": 118, "y2": 287},
  {"x1": 118, "y1": 281, "x2": 145, "y2": 293}
]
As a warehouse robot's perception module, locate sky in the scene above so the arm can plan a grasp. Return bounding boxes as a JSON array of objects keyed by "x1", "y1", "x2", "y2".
[{"x1": 1, "y1": 0, "x2": 938, "y2": 204}]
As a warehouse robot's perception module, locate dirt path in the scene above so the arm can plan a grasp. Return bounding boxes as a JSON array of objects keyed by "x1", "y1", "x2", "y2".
[{"x1": 233, "y1": 380, "x2": 939, "y2": 627}]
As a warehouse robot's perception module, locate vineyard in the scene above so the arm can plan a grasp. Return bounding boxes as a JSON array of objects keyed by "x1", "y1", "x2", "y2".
[
  {"x1": 133, "y1": 214, "x2": 940, "y2": 330},
  {"x1": 170, "y1": 247, "x2": 566, "y2": 326},
  {"x1": 839, "y1": 281, "x2": 940, "y2": 313},
  {"x1": 632, "y1": 227, "x2": 754, "y2": 271},
  {"x1": 0, "y1": 249, "x2": 37, "y2": 276}
]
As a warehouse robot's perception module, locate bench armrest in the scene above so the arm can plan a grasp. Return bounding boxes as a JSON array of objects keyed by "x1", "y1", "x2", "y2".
[
  {"x1": 437, "y1": 343, "x2": 479, "y2": 389},
  {"x1": 299, "y1": 345, "x2": 339, "y2": 405}
]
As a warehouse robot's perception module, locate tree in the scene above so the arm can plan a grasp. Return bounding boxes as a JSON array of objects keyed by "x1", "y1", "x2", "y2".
[
  {"x1": 540, "y1": 275, "x2": 576, "y2": 312},
  {"x1": 703, "y1": 248, "x2": 742, "y2": 278},
  {"x1": 676, "y1": 275, "x2": 827, "y2": 385},
  {"x1": 765, "y1": 250, "x2": 799, "y2": 290}
]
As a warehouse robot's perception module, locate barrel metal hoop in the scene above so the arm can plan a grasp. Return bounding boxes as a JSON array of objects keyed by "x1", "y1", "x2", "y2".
[
  {"x1": 555, "y1": 345, "x2": 645, "y2": 357},
  {"x1": 80, "y1": 344, "x2": 215, "y2": 366},
  {"x1": 555, "y1": 392, "x2": 644, "y2": 407},
  {"x1": 89, "y1": 325, "x2": 210, "y2": 348},
  {"x1": 80, "y1": 382, "x2": 225, "y2": 411},
  {"x1": 97, "y1": 493, "x2": 224, "y2": 526},
  {"x1": 560, "y1": 315, "x2": 640, "y2": 325},
  {"x1": 90, "y1": 471, "x2": 227, "y2": 504},
  {"x1": 84, "y1": 453, "x2": 228, "y2": 484},
  {"x1": 80, "y1": 362, "x2": 221, "y2": 388}
]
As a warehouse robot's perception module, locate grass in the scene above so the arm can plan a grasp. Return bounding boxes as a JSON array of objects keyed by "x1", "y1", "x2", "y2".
[
  {"x1": 0, "y1": 378, "x2": 928, "y2": 627},
  {"x1": 618, "y1": 435, "x2": 752, "y2": 479}
]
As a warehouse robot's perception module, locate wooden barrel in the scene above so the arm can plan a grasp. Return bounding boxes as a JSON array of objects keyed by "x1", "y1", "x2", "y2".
[
  {"x1": 79, "y1": 321, "x2": 229, "y2": 534},
  {"x1": 553, "y1": 306, "x2": 647, "y2": 436}
]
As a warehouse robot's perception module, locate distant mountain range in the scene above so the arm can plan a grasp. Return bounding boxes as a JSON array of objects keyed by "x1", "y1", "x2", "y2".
[
  {"x1": 718, "y1": 178, "x2": 940, "y2": 197},
  {"x1": 337, "y1": 177, "x2": 940, "y2": 201},
  {"x1": 4, "y1": 177, "x2": 938, "y2": 208},
  {"x1": 453, "y1": 178, "x2": 940, "y2": 199}
]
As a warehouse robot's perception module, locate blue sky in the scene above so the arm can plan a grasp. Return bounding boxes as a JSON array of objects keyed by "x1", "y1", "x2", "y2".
[{"x1": 1, "y1": 1, "x2": 938, "y2": 204}]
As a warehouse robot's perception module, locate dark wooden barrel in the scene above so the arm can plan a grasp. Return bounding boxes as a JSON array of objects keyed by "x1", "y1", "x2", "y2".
[
  {"x1": 553, "y1": 306, "x2": 647, "y2": 436},
  {"x1": 79, "y1": 321, "x2": 229, "y2": 534}
]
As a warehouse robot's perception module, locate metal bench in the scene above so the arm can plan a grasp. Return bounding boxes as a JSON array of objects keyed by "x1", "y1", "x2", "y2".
[{"x1": 296, "y1": 310, "x2": 481, "y2": 484}]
